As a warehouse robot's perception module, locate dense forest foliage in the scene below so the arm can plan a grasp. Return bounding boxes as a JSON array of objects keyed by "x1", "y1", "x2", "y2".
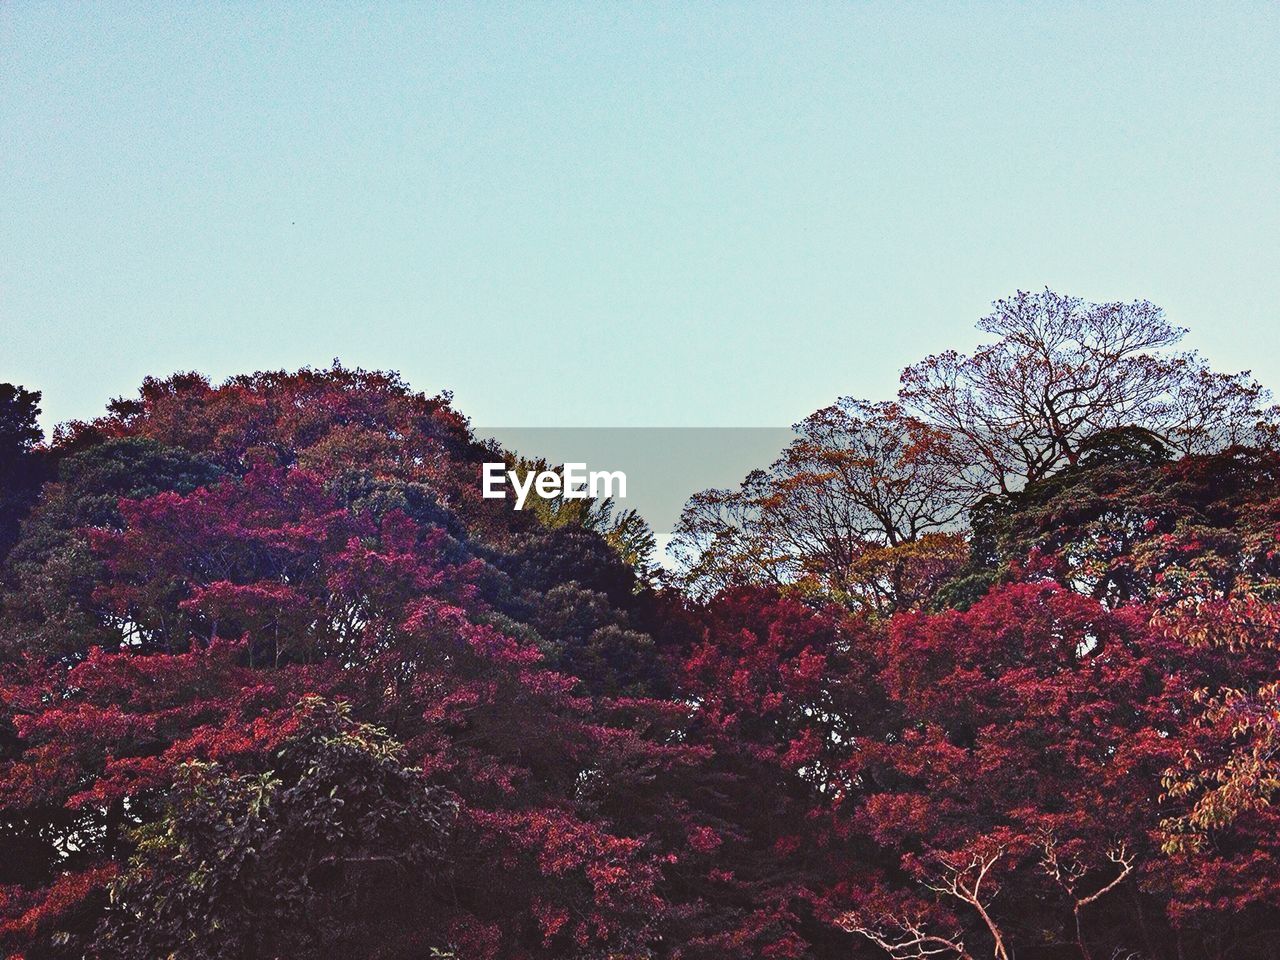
[{"x1": 2, "y1": 291, "x2": 1279, "y2": 959}]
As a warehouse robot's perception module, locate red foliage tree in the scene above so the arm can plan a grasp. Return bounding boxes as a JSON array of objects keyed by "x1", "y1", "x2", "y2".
[{"x1": 0, "y1": 369, "x2": 697, "y2": 959}]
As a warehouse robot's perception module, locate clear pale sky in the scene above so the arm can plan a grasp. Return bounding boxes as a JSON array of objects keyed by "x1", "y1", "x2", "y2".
[{"x1": 3, "y1": 2, "x2": 1277, "y2": 433}]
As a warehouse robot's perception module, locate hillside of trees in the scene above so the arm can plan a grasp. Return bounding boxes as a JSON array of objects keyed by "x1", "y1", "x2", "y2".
[{"x1": 2, "y1": 291, "x2": 1279, "y2": 959}]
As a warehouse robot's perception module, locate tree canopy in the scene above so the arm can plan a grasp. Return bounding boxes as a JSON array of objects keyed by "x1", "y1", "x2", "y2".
[{"x1": 2, "y1": 294, "x2": 1279, "y2": 959}]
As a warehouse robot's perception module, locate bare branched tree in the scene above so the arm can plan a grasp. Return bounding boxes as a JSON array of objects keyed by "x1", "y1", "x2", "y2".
[
  {"x1": 838, "y1": 911, "x2": 974, "y2": 960},
  {"x1": 671, "y1": 400, "x2": 969, "y2": 608},
  {"x1": 900, "y1": 289, "x2": 1270, "y2": 494},
  {"x1": 1040, "y1": 835, "x2": 1136, "y2": 960},
  {"x1": 923, "y1": 848, "x2": 1011, "y2": 960}
]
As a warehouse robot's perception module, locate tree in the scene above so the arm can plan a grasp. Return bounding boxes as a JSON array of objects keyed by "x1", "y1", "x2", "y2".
[
  {"x1": 97, "y1": 696, "x2": 454, "y2": 960},
  {"x1": 0, "y1": 383, "x2": 48, "y2": 563},
  {"x1": 0, "y1": 368, "x2": 690, "y2": 960},
  {"x1": 974, "y1": 445, "x2": 1280, "y2": 607},
  {"x1": 673, "y1": 587, "x2": 886, "y2": 958},
  {"x1": 502, "y1": 455, "x2": 658, "y2": 579},
  {"x1": 0, "y1": 438, "x2": 224, "y2": 660},
  {"x1": 900, "y1": 289, "x2": 1270, "y2": 495},
  {"x1": 672, "y1": 400, "x2": 969, "y2": 613},
  {"x1": 923, "y1": 442, "x2": 1280, "y2": 945},
  {"x1": 829, "y1": 582, "x2": 1256, "y2": 960}
]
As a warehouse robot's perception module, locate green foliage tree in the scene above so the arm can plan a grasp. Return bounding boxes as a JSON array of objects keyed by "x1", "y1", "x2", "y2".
[
  {"x1": 0, "y1": 438, "x2": 223, "y2": 660},
  {"x1": 503, "y1": 456, "x2": 657, "y2": 580},
  {"x1": 97, "y1": 697, "x2": 453, "y2": 960},
  {"x1": 0, "y1": 383, "x2": 48, "y2": 563}
]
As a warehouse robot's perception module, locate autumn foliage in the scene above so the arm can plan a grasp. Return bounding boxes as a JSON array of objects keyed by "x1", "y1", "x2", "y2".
[{"x1": 2, "y1": 293, "x2": 1279, "y2": 959}]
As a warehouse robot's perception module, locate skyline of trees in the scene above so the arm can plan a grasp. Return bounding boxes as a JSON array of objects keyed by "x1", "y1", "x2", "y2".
[
  {"x1": 1, "y1": 290, "x2": 1278, "y2": 959},
  {"x1": 673, "y1": 289, "x2": 1274, "y2": 609}
]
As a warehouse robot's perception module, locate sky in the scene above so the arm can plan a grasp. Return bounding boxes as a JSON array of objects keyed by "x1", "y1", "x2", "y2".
[{"x1": 2, "y1": 2, "x2": 1277, "y2": 435}]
